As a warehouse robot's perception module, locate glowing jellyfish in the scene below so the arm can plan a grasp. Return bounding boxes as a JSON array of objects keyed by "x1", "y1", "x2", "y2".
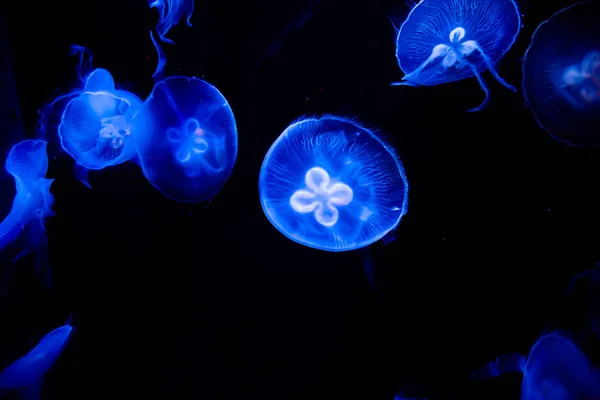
[
  {"x1": 523, "y1": 2, "x2": 600, "y2": 146},
  {"x1": 472, "y1": 331, "x2": 600, "y2": 399},
  {"x1": 130, "y1": 76, "x2": 238, "y2": 202},
  {"x1": 259, "y1": 115, "x2": 408, "y2": 253},
  {"x1": 148, "y1": 0, "x2": 194, "y2": 43},
  {"x1": 393, "y1": 0, "x2": 521, "y2": 111},
  {"x1": 0, "y1": 140, "x2": 54, "y2": 287},
  {"x1": 0, "y1": 323, "x2": 73, "y2": 400},
  {"x1": 58, "y1": 68, "x2": 143, "y2": 173}
]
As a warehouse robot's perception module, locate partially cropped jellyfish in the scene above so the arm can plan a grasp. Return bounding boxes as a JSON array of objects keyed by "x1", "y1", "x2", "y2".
[
  {"x1": 522, "y1": 2, "x2": 600, "y2": 146},
  {"x1": 567, "y1": 264, "x2": 600, "y2": 338},
  {"x1": 148, "y1": 0, "x2": 194, "y2": 43},
  {"x1": 259, "y1": 115, "x2": 408, "y2": 254},
  {"x1": 0, "y1": 322, "x2": 73, "y2": 400},
  {"x1": 472, "y1": 331, "x2": 600, "y2": 399},
  {"x1": 393, "y1": 0, "x2": 521, "y2": 111},
  {"x1": 58, "y1": 67, "x2": 143, "y2": 185},
  {"x1": 0, "y1": 140, "x2": 54, "y2": 287},
  {"x1": 131, "y1": 75, "x2": 238, "y2": 202}
]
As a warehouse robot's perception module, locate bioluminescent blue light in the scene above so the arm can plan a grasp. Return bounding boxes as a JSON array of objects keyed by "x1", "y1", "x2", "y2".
[
  {"x1": 130, "y1": 76, "x2": 238, "y2": 202},
  {"x1": 0, "y1": 323, "x2": 73, "y2": 399},
  {"x1": 58, "y1": 68, "x2": 143, "y2": 172},
  {"x1": 148, "y1": 0, "x2": 194, "y2": 43},
  {"x1": 259, "y1": 115, "x2": 409, "y2": 252},
  {"x1": 523, "y1": 2, "x2": 600, "y2": 147},
  {"x1": 393, "y1": 0, "x2": 521, "y2": 111},
  {"x1": 0, "y1": 140, "x2": 54, "y2": 286},
  {"x1": 472, "y1": 332, "x2": 600, "y2": 399}
]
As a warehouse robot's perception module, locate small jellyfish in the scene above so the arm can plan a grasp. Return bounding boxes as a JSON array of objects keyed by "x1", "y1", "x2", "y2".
[
  {"x1": 522, "y1": 2, "x2": 600, "y2": 146},
  {"x1": 393, "y1": 0, "x2": 521, "y2": 111},
  {"x1": 259, "y1": 115, "x2": 409, "y2": 253},
  {"x1": 148, "y1": 0, "x2": 194, "y2": 43},
  {"x1": 130, "y1": 76, "x2": 238, "y2": 202},
  {"x1": 0, "y1": 140, "x2": 54, "y2": 287},
  {"x1": 472, "y1": 331, "x2": 600, "y2": 399},
  {"x1": 58, "y1": 68, "x2": 143, "y2": 174},
  {"x1": 0, "y1": 323, "x2": 73, "y2": 400}
]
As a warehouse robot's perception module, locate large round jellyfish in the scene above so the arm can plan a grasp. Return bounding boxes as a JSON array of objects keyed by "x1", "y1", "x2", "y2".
[
  {"x1": 523, "y1": 2, "x2": 600, "y2": 147},
  {"x1": 472, "y1": 332, "x2": 600, "y2": 399},
  {"x1": 259, "y1": 115, "x2": 409, "y2": 252},
  {"x1": 131, "y1": 76, "x2": 238, "y2": 203},
  {"x1": 393, "y1": 0, "x2": 521, "y2": 111},
  {"x1": 58, "y1": 68, "x2": 143, "y2": 170}
]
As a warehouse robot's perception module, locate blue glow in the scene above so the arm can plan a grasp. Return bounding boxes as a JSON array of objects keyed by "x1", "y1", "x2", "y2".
[
  {"x1": 58, "y1": 68, "x2": 143, "y2": 171},
  {"x1": 523, "y1": 2, "x2": 600, "y2": 147},
  {"x1": 0, "y1": 324, "x2": 73, "y2": 399},
  {"x1": 148, "y1": 0, "x2": 194, "y2": 43},
  {"x1": 0, "y1": 140, "x2": 54, "y2": 285},
  {"x1": 472, "y1": 332, "x2": 600, "y2": 399},
  {"x1": 393, "y1": 0, "x2": 521, "y2": 111},
  {"x1": 131, "y1": 76, "x2": 238, "y2": 202},
  {"x1": 259, "y1": 115, "x2": 409, "y2": 252},
  {"x1": 567, "y1": 264, "x2": 600, "y2": 338}
]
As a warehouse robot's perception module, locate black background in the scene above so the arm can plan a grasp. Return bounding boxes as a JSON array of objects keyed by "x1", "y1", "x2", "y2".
[{"x1": 2, "y1": 0, "x2": 600, "y2": 399}]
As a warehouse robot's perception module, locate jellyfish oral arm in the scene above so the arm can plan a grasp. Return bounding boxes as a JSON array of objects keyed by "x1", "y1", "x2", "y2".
[
  {"x1": 289, "y1": 167, "x2": 353, "y2": 228},
  {"x1": 392, "y1": 44, "x2": 452, "y2": 86},
  {"x1": 471, "y1": 353, "x2": 526, "y2": 380}
]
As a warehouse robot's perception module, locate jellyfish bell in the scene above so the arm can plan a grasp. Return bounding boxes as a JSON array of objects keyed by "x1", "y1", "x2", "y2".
[
  {"x1": 0, "y1": 323, "x2": 73, "y2": 400},
  {"x1": 393, "y1": 0, "x2": 521, "y2": 111},
  {"x1": 259, "y1": 115, "x2": 409, "y2": 254},
  {"x1": 472, "y1": 332, "x2": 600, "y2": 399},
  {"x1": 58, "y1": 68, "x2": 143, "y2": 174},
  {"x1": 523, "y1": 2, "x2": 600, "y2": 147},
  {"x1": 130, "y1": 76, "x2": 238, "y2": 203}
]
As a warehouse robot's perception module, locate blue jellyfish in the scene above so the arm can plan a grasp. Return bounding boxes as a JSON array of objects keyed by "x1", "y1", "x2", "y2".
[
  {"x1": 472, "y1": 331, "x2": 600, "y2": 399},
  {"x1": 130, "y1": 76, "x2": 238, "y2": 202},
  {"x1": 259, "y1": 115, "x2": 409, "y2": 253},
  {"x1": 523, "y1": 2, "x2": 600, "y2": 147},
  {"x1": 567, "y1": 264, "x2": 600, "y2": 338},
  {"x1": 0, "y1": 140, "x2": 54, "y2": 287},
  {"x1": 393, "y1": 0, "x2": 521, "y2": 111},
  {"x1": 148, "y1": 0, "x2": 194, "y2": 43},
  {"x1": 58, "y1": 68, "x2": 143, "y2": 175},
  {"x1": 0, "y1": 323, "x2": 73, "y2": 400}
]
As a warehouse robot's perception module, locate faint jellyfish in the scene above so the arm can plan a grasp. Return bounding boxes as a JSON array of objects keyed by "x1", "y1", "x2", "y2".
[
  {"x1": 566, "y1": 263, "x2": 600, "y2": 338},
  {"x1": 523, "y1": 2, "x2": 600, "y2": 146},
  {"x1": 0, "y1": 321, "x2": 73, "y2": 400},
  {"x1": 58, "y1": 67, "x2": 143, "y2": 183},
  {"x1": 259, "y1": 115, "x2": 408, "y2": 287},
  {"x1": 392, "y1": 0, "x2": 521, "y2": 112},
  {"x1": 472, "y1": 331, "x2": 600, "y2": 400},
  {"x1": 130, "y1": 76, "x2": 238, "y2": 202},
  {"x1": 0, "y1": 140, "x2": 54, "y2": 289},
  {"x1": 148, "y1": 0, "x2": 194, "y2": 43}
]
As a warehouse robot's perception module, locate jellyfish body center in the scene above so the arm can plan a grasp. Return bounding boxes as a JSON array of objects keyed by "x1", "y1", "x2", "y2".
[
  {"x1": 99, "y1": 114, "x2": 131, "y2": 149},
  {"x1": 433, "y1": 27, "x2": 480, "y2": 69},
  {"x1": 561, "y1": 51, "x2": 600, "y2": 105},
  {"x1": 166, "y1": 118, "x2": 210, "y2": 166},
  {"x1": 289, "y1": 167, "x2": 353, "y2": 228}
]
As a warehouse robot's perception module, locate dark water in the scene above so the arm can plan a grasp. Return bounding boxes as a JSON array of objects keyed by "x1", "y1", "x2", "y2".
[{"x1": 2, "y1": 0, "x2": 600, "y2": 399}]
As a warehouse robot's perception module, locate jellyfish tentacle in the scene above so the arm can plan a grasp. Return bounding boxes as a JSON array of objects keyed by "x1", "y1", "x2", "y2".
[
  {"x1": 464, "y1": 60, "x2": 491, "y2": 112},
  {"x1": 471, "y1": 353, "x2": 526, "y2": 380},
  {"x1": 460, "y1": 40, "x2": 516, "y2": 92},
  {"x1": 392, "y1": 44, "x2": 451, "y2": 86}
]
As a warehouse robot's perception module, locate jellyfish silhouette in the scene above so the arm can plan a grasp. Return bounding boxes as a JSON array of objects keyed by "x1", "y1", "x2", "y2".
[
  {"x1": 523, "y1": 2, "x2": 600, "y2": 146},
  {"x1": 567, "y1": 264, "x2": 600, "y2": 339},
  {"x1": 0, "y1": 323, "x2": 73, "y2": 400},
  {"x1": 0, "y1": 140, "x2": 54, "y2": 289},
  {"x1": 58, "y1": 67, "x2": 143, "y2": 183},
  {"x1": 259, "y1": 115, "x2": 408, "y2": 255},
  {"x1": 148, "y1": 0, "x2": 194, "y2": 43},
  {"x1": 131, "y1": 75, "x2": 238, "y2": 203},
  {"x1": 393, "y1": 0, "x2": 521, "y2": 111},
  {"x1": 472, "y1": 331, "x2": 600, "y2": 399}
]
